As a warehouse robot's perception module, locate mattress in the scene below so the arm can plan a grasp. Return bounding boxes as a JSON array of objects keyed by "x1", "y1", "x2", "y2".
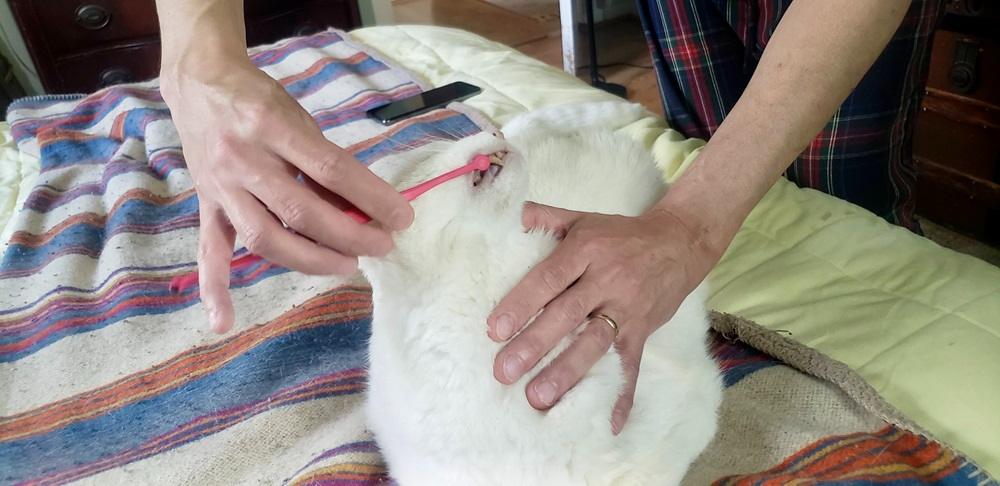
[
  {"x1": 2, "y1": 24, "x2": 997, "y2": 474},
  {"x1": 0, "y1": 119, "x2": 37, "y2": 248}
]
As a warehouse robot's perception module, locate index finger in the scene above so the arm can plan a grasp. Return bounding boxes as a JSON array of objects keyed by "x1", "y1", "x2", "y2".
[
  {"x1": 197, "y1": 200, "x2": 237, "y2": 333},
  {"x1": 487, "y1": 239, "x2": 588, "y2": 342},
  {"x1": 276, "y1": 129, "x2": 413, "y2": 231}
]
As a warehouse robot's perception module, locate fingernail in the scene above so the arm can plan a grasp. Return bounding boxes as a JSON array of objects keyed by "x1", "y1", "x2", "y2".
[
  {"x1": 535, "y1": 380, "x2": 558, "y2": 406},
  {"x1": 495, "y1": 314, "x2": 514, "y2": 340},
  {"x1": 611, "y1": 412, "x2": 624, "y2": 435},
  {"x1": 502, "y1": 354, "x2": 524, "y2": 382}
]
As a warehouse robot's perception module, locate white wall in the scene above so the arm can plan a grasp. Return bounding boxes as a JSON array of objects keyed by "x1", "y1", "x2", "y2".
[
  {"x1": 359, "y1": 0, "x2": 395, "y2": 26},
  {"x1": 0, "y1": 2, "x2": 42, "y2": 95}
]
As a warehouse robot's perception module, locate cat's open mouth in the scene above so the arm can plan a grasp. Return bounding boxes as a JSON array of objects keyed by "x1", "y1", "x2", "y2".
[{"x1": 472, "y1": 153, "x2": 506, "y2": 187}]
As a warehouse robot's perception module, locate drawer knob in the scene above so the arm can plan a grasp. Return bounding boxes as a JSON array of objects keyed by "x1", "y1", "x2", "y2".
[
  {"x1": 946, "y1": 0, "x2": 985, "y2": 16},
  {"x1": 75, "y1": 4, "x2": 111, "y2": 30},
  {"x1": 99, "y1": 67, "x2": 132, "y2": 88},
  {"x1": 949, "y1": 38, "x2": 980, "y2": 94}
]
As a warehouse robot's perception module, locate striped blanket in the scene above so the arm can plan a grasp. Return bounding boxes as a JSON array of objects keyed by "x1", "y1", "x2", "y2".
[{"x1": 1, "y1": 29, "x2": 995, "y2": 485}]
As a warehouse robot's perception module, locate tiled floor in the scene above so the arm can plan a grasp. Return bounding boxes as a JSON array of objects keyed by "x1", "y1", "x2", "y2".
[
  {"x1": 392, "y1": 0, "x2": 663, "y2": 116},
  {"x1": 389, "y1": 0, "x2": 1000, "y2": 268},
  {"x1": 392, "y1": 0, "x2": 553, "y2": 47}
]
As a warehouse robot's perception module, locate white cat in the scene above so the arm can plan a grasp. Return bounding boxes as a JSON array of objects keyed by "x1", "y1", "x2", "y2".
[{"x1": 358, "y1": 102, "x2": 722, "y2": 485}]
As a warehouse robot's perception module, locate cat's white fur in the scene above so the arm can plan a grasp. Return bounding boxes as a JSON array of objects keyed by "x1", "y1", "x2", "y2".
[{"x1": 358, "y1": 102, "x2": 722, "y2": 485}]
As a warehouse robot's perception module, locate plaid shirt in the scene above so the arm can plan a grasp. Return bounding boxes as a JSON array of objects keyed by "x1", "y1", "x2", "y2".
[{"x1": 637, "y1": 0, "x2": 943, "y2": 231}]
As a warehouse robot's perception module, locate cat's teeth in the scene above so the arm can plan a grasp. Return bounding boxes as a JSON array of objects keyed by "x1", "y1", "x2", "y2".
[{"x1": 472, "y1": 153, "x2": 505, "y2": 187}]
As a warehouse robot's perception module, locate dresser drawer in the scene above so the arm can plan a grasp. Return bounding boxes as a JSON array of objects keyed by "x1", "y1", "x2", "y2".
[
  {"x1": 925, "y1": 30, "x2": 1000, "y2": 108},
  {"x1": 914, "y1": 18, "x2": 1000, "y2": 244},
  {"x1": 10, "y1": 0, "x2": 159, "y2": 58},
  {"x1": 9, "y1": 0, "x2": 361, "y2": 93},
  {"x1": 915, "y1": 89, "x2": 1000, "y2": 182},
  {"x1": 53, "y1": 42, "x2": 161, "y2": 93}
]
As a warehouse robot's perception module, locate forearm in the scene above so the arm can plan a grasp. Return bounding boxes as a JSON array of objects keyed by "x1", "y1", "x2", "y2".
[
  {"x1": 155, "y1": 0, "x2": 249, "y2": 94},
  {"x1": 654, "y1": 0, "x2": 909, "y2": 258}
]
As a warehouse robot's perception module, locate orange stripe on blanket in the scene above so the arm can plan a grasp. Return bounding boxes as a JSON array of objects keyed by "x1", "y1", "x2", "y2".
[
  {"x1": 7, "y1": 188, "x2": 197, "y2": 247},
  {"x1": 278, "y1": 53, "x2": 369, "y2": 87},
  {"x1": 0, "y1": 286, "x2": 373, "y2": 442},
  {"x1": 111, "y1": 111, "x2": 126, "y2": 141},
  {"x1": 715, "y1": 426, "x2": 962, "y2": 486},
  {"x1": 0, "y1": 271, "x2": 178, "y2": 332},
  {"x1": 291, "y1": 463, "x2": 390, "y2": 486},
  {"x1": 37, "y1": 129, "x2": 103, "y2": 146}
]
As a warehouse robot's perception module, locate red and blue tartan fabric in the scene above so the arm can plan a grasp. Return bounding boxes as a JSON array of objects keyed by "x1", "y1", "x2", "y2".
[{"x1": 636, "y1": 0, "x2": 943, "y2": 231}]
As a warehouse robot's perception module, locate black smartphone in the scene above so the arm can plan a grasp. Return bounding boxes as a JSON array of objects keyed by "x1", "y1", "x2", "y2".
[{"x1": 367, "y1": 81, "x2": 482, "y2": 125}]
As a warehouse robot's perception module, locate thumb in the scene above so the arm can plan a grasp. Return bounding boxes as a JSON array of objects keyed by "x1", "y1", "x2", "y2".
[{"x1": 521, "y1": 202, "x2": 584, "y2": 238}]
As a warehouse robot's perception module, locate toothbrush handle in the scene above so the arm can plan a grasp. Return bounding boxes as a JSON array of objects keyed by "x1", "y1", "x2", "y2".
[
  {"x1": 319, "y1": 154, "x2": 491, "y2": 226},
  {"x1": 343, "y1": 207, "x2": 372, "y2": 224},
  {"x1": 339, "y1": 155, "x2": 487, "y2": 224}
]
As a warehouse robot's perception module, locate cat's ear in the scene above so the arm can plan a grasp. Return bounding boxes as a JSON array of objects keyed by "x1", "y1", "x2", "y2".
[{"x1": 521, "y1": 202, "x2": 581, "y2": 239}]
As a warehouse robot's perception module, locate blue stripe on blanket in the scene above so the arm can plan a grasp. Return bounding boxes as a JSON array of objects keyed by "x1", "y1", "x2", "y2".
[
  {"x1": 2, "y1": 194, "x2": 200, "y2": 273},
  {"x1": 38, "y1": 137, "x2": 122, "y2": 171},
  {"x1": 116, "y1": 108, "x2": 171, "y2": 140},
  {"x1": 354, "y1": 116, "x2": 484, "y2": 163},
  {"x1": 23, "y1": 159, "x2": 178, "y2": 212},
  {"x1": 250, "y1": 31, "x2": 344, "y2": 67},
  {"x1": 0, "y1": 317, "x2": 371, "y2": 484},
  {"x1": 284, "y1": 56, "x2": 388, "y2": 99}
]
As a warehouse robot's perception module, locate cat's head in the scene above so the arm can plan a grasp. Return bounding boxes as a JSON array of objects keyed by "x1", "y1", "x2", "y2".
[{"x1": 358, "y1": 130, "x2": 528, "y2": 281}]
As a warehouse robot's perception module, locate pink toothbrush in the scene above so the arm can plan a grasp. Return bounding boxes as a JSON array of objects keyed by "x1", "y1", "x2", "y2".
[
  {"x1": 170, "y1": 154, "x2": 495, "y2": 293},
  {"x1": 341, "y1": 153, "x2": 493, "y2": 224}
]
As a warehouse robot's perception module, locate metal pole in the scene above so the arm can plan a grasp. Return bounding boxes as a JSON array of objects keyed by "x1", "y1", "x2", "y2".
[
  {"x1": 585, "y1": 0, "x2": 600, "y2": 85},
  {"x1": 583, "y1": 0, "x2": 627, "y2": 98}
]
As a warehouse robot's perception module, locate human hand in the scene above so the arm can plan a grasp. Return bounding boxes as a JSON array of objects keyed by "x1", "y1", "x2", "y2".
[
  {"x1": 161, "y1": 57, "x2": 413, "y2": 333},
  {"x1": 487, "y1": 202, "x2": 719, "y2": 433}
]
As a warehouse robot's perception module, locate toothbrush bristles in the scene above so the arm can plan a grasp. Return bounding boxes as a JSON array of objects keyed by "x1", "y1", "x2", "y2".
[{"x1": 471, "y1": 154, "x2": 491, "y2": 170}]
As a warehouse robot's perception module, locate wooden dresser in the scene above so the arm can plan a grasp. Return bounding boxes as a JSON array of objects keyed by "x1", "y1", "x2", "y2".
[
  {"x1": 7, "y1": 0, "x2": 361, "y2": 94},
  {"x1": 914, "y1": 0, "x2": 999, "y2": 244}
]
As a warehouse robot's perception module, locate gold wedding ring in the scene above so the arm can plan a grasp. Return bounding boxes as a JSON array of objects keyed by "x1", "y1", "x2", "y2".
[{"x1": 590, "y1": 313, "x2": 619, "y2": 341}]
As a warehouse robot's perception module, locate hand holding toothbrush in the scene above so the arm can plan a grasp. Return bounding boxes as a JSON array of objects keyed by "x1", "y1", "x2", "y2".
[{"x1": 158, "y1": 0, "x2": 413, "y2": 332}]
